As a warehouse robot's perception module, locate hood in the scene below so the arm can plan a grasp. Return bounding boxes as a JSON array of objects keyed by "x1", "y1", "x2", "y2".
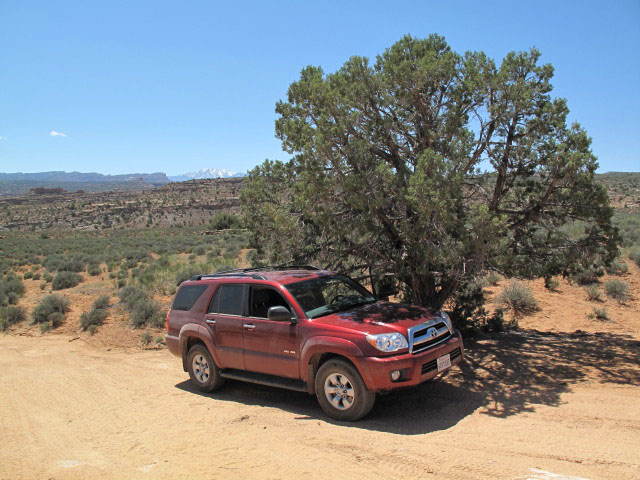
[{"x1": 311, "y1": 301, "x2": 439, "y2": 335}]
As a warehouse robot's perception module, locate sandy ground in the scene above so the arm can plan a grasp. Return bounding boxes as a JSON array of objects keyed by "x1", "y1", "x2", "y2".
[{"x1": 1, "y1": 329, "x2": 639, "y2": 480}]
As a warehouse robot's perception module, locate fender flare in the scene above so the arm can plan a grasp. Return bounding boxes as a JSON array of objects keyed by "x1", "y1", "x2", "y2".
[
  {"x1": 300, "y1": 336, "x2": 374, "y2": 391},
  {"x1": 179, "y1": 324, "x2": 220, "y2": 371}
]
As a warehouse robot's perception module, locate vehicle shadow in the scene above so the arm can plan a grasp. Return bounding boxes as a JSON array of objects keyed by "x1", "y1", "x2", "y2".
[{"x1": 175, "y1": 330, "x2": 640, "y2": 435}]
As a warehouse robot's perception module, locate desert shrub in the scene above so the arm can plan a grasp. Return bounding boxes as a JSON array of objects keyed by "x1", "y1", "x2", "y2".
[
  {"x1": 43, "y1": 255, "x2": 86, "y2": 273},
  {"x1": 496, "y1": 281, "x2": 538, "y2": 315},
  {"x1": 80, "y1": 308, "x2": 108, "y2": 331},
  {"x1": 604, "y1": 279, "x2": 630, "y2": 301},
  {"x1": 31, "y1": 295, "x2": 70, "y2": 328},
  {"x1": 208, "y1": 212, "x2": 242, "y2": 230},
  {"x1": 544, "y1": 277, "x2": 560, "y2": 291},
  {"x1": 584, "y1": 285, "x2": 603, "y2": 302},
  {"x1": 606, "y1": 258, "x2": 628, "y2": 275},
  {"x1": 130, "y1": 298, "x2": 161, "y2": 328},
  {"x1": 194, "y1": 246, "x2": 206, "y2": 256},
  {"x1": 450, "y1": 280, "x2": 517, "y2": 336},
  {"x1": 140, "y1": 331, "x2": 152, "y2": 345},
  {"x1": 0, "y1": 305, "x2": 27, "y2": 331},
  {"x1": 154, "y1": 335, "x2": 164, "y2": 344},
  {"x1": 88, "y1": 264, "x2": 102, "y2": 276},
  {"x1": 484, "y1": 270, "x2": 503, "y2": 286},
  {"x1": 572, "y1": 267, "x2": 603, "y2": 285},
  {"x1": 32, "y1": 272, "x2": 41, "y2": 280},
  {"x1": 93, "y1": 294, "x2": 110, "y2": 310},
  {"x1": 0, "y1": 273, "x2": 26, "y2": 306},
  {"x1": 118, "y1": 286, "x2": 148, "y2": 309},
  {"x1": 43, "y1": 272, "x2": 53, "y2": 283},
  {"x1": 628, "y1": 247, "x2": 640, "y2": 267},
  {"x1": 590, "y1": 307, "x2": 609, "y2": 320},
  {"x1": 23, "y1": 271, "x2": 33, "y2": 279},
  {"x1": 52, "y1": 271, "x2": 82, "y2": 290},
  {"x1": 88, "y1": 324, "x2": 98, "y2": 335}
]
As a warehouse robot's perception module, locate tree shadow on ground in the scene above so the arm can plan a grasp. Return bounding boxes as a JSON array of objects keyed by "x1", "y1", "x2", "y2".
[{"x1": 176, "y1": 330, "x2": 640, "y2": 435}]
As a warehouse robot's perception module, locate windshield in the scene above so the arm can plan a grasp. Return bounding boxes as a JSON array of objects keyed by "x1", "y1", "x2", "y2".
[{"x1": 286, "y1": 274, "x2": 377, "y2": 319}]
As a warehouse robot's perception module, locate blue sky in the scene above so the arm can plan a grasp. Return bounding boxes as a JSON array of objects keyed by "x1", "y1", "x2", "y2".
[{"x1": 0, "y1": 0, "x2": 638, "y2": 175}]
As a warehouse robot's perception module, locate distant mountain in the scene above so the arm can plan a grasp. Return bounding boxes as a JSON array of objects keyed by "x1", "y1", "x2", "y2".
[
  {"x1": 0, "y1": 171, "x2": 170, "y2": 184},
  {"x1": 168, "y1": 168, "x2": 246, "y2": 182}
]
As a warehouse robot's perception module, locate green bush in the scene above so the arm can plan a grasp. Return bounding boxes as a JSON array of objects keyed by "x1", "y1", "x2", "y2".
[
  {"x1": 584, "y1": 285, "x2": 603, "y2": 302},
  {"x1": 544, "y1": 277, "x2": 560, "y2": 291},
  {"x1": 93, "y1": 294, "x2": 110, "y2": 310},
  {"x1": 0, "y1": 273, "x2": 26, "y2": 306},
  {"x1": 118, "y1": 286, "x2": 147, "y2": 310},
  {"x1": 590, "y1": 307, "x2": 609, "y2": 321},
  {"x1": 604, "y1": 279, "x2": 630, "y2": 301},
  {"x1": 80, "y1": 308, "x2": 108, "y2": 331},
  {"x1": 43, "y1": 272, "x2": 53, "y2": 283},
  {"x1": 0, "y1": 305, "x2": 26, "y2": 331},
  {"x1": 52, "y1": 271, "x2": 82, "y2": 290},
  {"x1": 88, "y1": 264, "x2": 102, "y2": 276},
  {"x1": 130, "y1": 298, "x2": 161, "y2": 328},
  {"x1": 450, "y1": 281, "x2": 517, "y2": 336},
  {"x1": 606, "y1": 258, "x2": 628, "y2": 275},
  {"x1": 496, "y1": 281, "x2": 538, "y2": 315},
  {"x1": 629, "y1": 247, "x2": 640, "y2": 267},
  {"x1": 140, "y1": 331, "x2": 152, "y2": 346},
  {"x1": 31, "y1": 295, "x2": 70, "y2": 328},
  {"x1": 208, "y1": 212, "x2": 242, "y2": 230},
  {"x1": 572, "y1": 267, "x2": 603, "y2": 285},
  {"x1": 23, "y1": 271, "x2": 33, "y2": 279},
  {"x1": 32, "y1": 272, "x2": 41, "y2": 280}
]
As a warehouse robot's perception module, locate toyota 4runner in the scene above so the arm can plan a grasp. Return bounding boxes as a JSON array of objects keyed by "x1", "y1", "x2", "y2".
[{"x1": 165, "y1": 266, "x2": 464, "y2": 421}]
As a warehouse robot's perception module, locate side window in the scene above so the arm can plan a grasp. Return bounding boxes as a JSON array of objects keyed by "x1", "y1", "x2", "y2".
[
  {"x1": 209, "y1": 284, "x2": 245, "y2": 316},
  {"x1": 250, "y1": 287, "x2": 290, "y2": 319},
  {"x1": 173, "y1": 285, "x2": 209, "y2": 311}
]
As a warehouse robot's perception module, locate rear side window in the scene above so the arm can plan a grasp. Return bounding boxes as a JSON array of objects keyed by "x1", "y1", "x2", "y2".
[
  {"x1": 208, "y1": 284, "x2": 245, "y2": 316},
  {"x1": 173, "y1": 285, "x2": 208, "y2": 311}
]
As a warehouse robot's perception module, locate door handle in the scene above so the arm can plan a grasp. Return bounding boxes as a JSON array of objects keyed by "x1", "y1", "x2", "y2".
[
  {"x1": 243, "y1": 323, "x2": 256, "y2": 331},
  {"x1": 205, "y1": 319, "x2": 216, "y2": 325}
]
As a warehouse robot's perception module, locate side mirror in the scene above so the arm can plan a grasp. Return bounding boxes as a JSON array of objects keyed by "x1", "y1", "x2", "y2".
[{"x1": 268, "y1": 306, "x2": 296, "y2": 324}]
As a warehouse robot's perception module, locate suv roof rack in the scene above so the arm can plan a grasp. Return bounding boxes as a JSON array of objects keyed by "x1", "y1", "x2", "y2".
[{"x1": 188, "y1": 264, "x2": 321, "y2": 282}]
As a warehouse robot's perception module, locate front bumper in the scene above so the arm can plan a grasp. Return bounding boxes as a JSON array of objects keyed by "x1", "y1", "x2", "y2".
[{"x1": 355, "y1": 330, "x2": 464, "y2": 392}]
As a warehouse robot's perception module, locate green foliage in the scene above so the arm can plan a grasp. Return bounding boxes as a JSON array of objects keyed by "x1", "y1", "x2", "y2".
[
  {"x1": 604, "y1": 279, "x2": 630, "y2": 301},
  {"x1": 496, "y1": 281, "x2": 539, "y2": 316},
  {"x1": 450, "y1": 280, "x2": 516, "y2": 335},
  {"x1": 52, "y1": 271, "x2": 82, "y2": 290},
  {"x1": 0, "y1": 305, "x2": 26, "y2": 331},
  {"x1": 0, "y1": 272, "x2": 25, "y2": 307},
  {"x1": 31, "y1": 294, "x2": 70, "y2": 329},
  {"x1": 606, "y1": 258, "x2": 628, "y2": 275},
  {"x1": 628, "y1": 247, "x2": 640, "y2": 267},
  {"x1": 544, "y1": 277, "x2": 560, "y2": 291},
  {"x1": 88, "y1": 264, "x2": 102, "y2": 276},
  {"x1": 244, "y1": 34, "x2": 618, "y2": 309},
  {"x1": 80, "y1": 308, "x2": 108, "y2": 331},
  {"x1": 93, "y1": 294, "x2": 110, "y2": 310},
  {"x1": 584, "y1": 285, "x2": 603, "y2": 302},
  {"x1": 572, "y1": 267, "x2": 603, "y2": 285},
  {"x1": 589, "y1": 307, "x2": 609, "y2": 321},
  {"x1": 118, "y1": 286, "x2": 162, "y2": 328},
  {"x1": 208, "y1": 212, "x2": 242, "y2": 230},
  {"x1": 140, "y1": 331, "x2": 152, "y2": 346}
]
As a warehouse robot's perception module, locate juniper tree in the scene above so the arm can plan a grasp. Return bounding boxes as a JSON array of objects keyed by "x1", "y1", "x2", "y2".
[{"x1": 242, "y1": 34, "x2": 618, "y2": 308}]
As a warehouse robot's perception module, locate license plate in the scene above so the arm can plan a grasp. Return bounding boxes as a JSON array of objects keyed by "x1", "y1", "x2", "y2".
[{"x1": 437, "y1": 353, "x2": 451, "y2": 372}]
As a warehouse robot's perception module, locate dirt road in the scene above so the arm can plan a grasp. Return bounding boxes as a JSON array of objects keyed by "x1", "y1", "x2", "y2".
[{"x1": 1, "y1": 332, "x2": 639, "y2": 480}]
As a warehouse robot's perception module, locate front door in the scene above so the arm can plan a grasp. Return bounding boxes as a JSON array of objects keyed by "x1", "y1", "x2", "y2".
[
  {"x1": 202, "y1": 283, "x2": 245, "y2": 370},
  {"x1": 242, "y1": 286, "x2": 299, "y2": 378}
]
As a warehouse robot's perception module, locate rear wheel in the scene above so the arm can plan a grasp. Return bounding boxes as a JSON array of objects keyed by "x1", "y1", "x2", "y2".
[
  {"x1": 187, "y1": 344, "x2": 225, "y2": 392},
  {"x1": 315, "y1": 359, "x2": 375, "y2": 421}
]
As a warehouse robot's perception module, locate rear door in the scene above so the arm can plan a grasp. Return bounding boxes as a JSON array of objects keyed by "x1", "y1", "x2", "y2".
[
  {"x1": 242, "y1": 285, "x2": 299, "y2": 379},
  {"x1": 202, "y1": 283, "x2": 246, "y2": 370}
]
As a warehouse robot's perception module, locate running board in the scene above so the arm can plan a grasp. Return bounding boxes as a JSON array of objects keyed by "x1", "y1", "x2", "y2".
[{"x1": 219, "y1": 369, "x2": 308, "y2": 392}]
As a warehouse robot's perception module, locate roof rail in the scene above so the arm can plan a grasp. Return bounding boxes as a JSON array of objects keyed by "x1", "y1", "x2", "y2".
[{"x1": 187, "y1": 265, "x2": 321, "y2": 282}]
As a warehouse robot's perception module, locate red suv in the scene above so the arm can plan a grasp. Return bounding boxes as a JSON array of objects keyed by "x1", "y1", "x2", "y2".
[{"x1": 165, "y1": 266, "x2": 464, "y2": 421}]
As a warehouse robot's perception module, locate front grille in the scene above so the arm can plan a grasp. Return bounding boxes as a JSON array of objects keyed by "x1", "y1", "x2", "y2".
[
  {"x1": 411, "y1": 322, "x2": 451, "y2": 354},
  {"x1": 421, "y1": 347, "x2": 461, "y2": 375}
]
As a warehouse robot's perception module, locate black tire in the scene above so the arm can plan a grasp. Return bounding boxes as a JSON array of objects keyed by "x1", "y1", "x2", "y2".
[
  {"x1": 315, "y1": 359, "x2": 375, "y2": 421},
  {"x1": 187, "y1": 344, "x2": 225, "y2": 393}
]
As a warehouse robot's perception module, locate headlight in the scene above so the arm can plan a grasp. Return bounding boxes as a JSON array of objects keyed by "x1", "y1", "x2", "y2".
[
  {"x1": 365, "y1": 332, "x2": 408, "y2": 353},
  {"x1": 438, "y1": 310, "x2": 453, "y2": 333}
]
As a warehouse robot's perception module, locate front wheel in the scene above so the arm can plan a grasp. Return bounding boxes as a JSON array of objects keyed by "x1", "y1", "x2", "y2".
[
  {"x1": 187, "y1": 344, "x2": 225, "y2": 392},
  {"x1": 315, "y1": 359, "x2": 375, "y2": 421}
]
